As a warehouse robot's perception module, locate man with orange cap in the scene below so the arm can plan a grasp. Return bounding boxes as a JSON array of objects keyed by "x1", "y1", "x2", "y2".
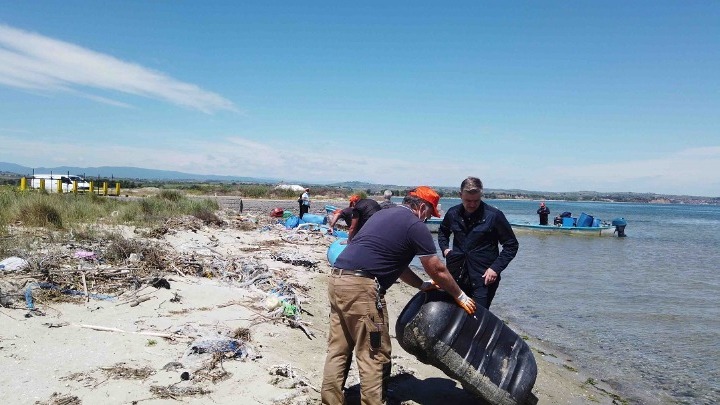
[{"x1": 321, "y1": 186, "x2": 476, "y2": 405}]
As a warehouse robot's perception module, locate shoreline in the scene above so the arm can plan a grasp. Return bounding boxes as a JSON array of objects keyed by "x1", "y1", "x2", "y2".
[{"x1": 0, "y1": 196, "x2": 624, "y2": 404}]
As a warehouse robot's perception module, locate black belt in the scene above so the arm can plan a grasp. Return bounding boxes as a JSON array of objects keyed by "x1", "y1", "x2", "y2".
[{"x1": 330, "y1": 268, "x2": 375, "y2": 278}]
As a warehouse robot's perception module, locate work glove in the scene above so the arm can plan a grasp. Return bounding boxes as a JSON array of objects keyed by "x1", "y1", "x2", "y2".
[
  {"x1": 454, "y1": 291, "x2": 476, "y2": 315},
  {"x1": 419, "y1": 279, "x2": 438, "y2": 292}
]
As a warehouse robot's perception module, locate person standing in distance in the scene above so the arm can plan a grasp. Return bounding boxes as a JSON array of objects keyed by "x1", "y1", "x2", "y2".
[
  {"x1": 299, "y1": 188, "x2": 310, "y2": 219},
  {"x1": 321, "y1": 186, "x2": 476, "y2": 405},
  {"x1": 379, "y1": 189, "x2": 396, "y2": 209},
  {"x1": 537, "y1": 202, "x2": 550, "y2": 225},
  {"x1": 438, "y1": 176, "x2": 519, "y2": 309}
]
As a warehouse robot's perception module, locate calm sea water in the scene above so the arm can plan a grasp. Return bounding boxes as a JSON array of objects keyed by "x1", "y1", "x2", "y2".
[{"x1": 414, "y1": 198, "x2": 720, "y2": 404}]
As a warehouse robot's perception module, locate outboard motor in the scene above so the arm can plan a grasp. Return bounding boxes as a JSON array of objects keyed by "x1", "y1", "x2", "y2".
[{"x1": 612, "y1": 218, "x2": 627, "y2": 237}]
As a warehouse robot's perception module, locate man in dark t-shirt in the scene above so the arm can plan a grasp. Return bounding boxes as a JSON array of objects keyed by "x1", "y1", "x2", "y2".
[
  {"x1": 328, "y1": 207, "x2": 353, "y2": 228},
  {"x1": 321, "y1": 186, "x2": 476, "y2": 405},
  {"x1": 346, "y1": 196, "x2": 381, "y2": 242},
  {"x1": 328, "y1": 195, "x2": 382, "y2": 242}
]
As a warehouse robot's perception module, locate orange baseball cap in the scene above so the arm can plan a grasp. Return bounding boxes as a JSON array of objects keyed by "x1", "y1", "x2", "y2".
[
  {"x1": 349, "y1": 195, "x2": 361, "y2": 204},
  {"x1": 409, "y1": 186, "x2": 441, "y2": 217}
]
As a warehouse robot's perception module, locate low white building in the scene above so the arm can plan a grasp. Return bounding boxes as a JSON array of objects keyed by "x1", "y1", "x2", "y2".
[{"x1": 274, "y1": 184, "x2": 306, "y2": 192}]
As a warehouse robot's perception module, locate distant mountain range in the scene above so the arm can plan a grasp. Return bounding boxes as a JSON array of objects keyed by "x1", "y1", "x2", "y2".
[
  {"x1": 1, "y1": 161, "x2": 717, "y2": 202},
  {"x1": 0, "y1": 162, "x2": 279, "y2": 183}
]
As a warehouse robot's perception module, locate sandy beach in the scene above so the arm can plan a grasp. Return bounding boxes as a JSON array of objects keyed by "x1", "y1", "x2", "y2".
[{"x1": 0, "y1": 197, "x2": 622, "y2": 405}]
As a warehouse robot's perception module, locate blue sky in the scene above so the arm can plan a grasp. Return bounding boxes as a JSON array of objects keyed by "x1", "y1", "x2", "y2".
[{"x1": 1, "y1": 2, "x2": 718, "y2": 196}]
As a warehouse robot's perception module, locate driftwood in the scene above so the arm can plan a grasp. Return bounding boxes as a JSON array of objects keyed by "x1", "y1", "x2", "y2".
[
  {"x1": 78, "y1": 324, "x2": 191, "y2": 340},
  {"x1": 81, "y1": 272, "x2": 89, "y2": 303},
  {"x1": 129, "y1": 296, "x2": 154, "y2": 307}
]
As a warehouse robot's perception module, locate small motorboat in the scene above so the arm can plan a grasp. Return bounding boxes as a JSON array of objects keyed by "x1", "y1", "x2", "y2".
[{"x1": 510, "y1": 213, "x2": 627, "y2": 237}]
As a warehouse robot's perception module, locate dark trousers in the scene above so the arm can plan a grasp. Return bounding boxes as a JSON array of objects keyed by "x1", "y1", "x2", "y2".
[
  {"x1": 300, "y1": 204, "x2": 309, "y2": 219},
  {"x1": 464, "y1": 272, "x2": 501, "y2": 309},
  {"x1": 539, "y1": 214, "x2": 549, "y2": 225}
]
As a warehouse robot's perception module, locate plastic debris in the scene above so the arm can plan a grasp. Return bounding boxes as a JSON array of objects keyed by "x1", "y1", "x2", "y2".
[
  {"x1": 24, "y1": 282, "x2": 115, "y2": 309},
  {"x1": 74, "y1": 250, "x2": 96, "y2": 260},
  {"x1": 187, "y1": 338, "x2": 256, "y2": 360},
  {"x1": 0, "y1": 256, "x2": 29, "y2": 272}
]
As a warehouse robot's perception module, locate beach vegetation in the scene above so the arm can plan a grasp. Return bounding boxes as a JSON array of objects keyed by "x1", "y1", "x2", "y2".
[{"x1": 0, "y1": 188, "x2": 220, "y2": 231}]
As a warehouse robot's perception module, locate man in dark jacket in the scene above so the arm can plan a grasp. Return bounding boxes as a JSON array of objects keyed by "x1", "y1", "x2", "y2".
[
  {"x1": 438, "y1": 176, "x2": 519, "y2": 309},
  {"x1": 537, "y1": 202, "x2": 550, "y2": 225}
]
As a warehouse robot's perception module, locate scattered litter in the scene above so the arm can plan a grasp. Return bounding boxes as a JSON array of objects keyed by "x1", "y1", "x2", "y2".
[
  {"x1": 162, "y1": 361, "x2": 184, "y2": 371},
  {"x1": 33, "y1": 392, "x2": 81, "y2": 405},
  {"x1": 149, "y1": 385, "x2": 212, "y2": 399},
  {"x1": 268, "y1": 363, "x2": 319, "y2": 391},
  {"x1": 0, "y1": 256, "x2": 29, "y2": 272},
  {"x1": 100, "y1": 362, "x2": 154, "y2": 380},
  {"x1": 73, "y1": 250, "x2": 96, "y2": 260},
  {"x1": 187, "y1": 337, "x2": 256, "y2": 360},
  {"x1": 270, "y1": 253, "x2": 318, "y2": 270},
  {"x1": 150, "y1": 277, "x2": 171, "y2": 289},
  {"x1": 42, "y1": 322, "x2": 69, "y2": 328},
  {"x1": 25, "y1": 282, "x2": 115, "y2": 310}
]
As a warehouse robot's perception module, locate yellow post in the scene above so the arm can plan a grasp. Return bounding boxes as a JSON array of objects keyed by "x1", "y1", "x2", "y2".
[
  {"x1": 40, "y1": 179, "x2": 45, "y2": 191},
  {"x1": 103, "y1": 182, "x2": 108, "y2": 196},
  {"x1": 73, "y1": 180, "x2": 78, "y2": 193},
  {"x1": 115, "y1": 182, "x2": 121, "y2": 196},
  {"x1": 89, "y1": 181, "x2": 94, "y2": 194},
  {"x1": 57, "y1": 179, "x2": 63, "y2": 193},
  {"x1": 20, "y1": 177, "x2": 27, "y2": 191}
]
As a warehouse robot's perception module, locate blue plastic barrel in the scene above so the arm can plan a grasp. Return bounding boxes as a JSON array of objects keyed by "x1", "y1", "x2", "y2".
[
  {"x1": 327, "y1": 238, "x2": 347, "y2": 266},
  {"x1": 562, "y1": 217, "x2": 575, "y2": 227},
  {"x1": 285, "y1": 216, "x2": 302, "y2": 229},
  {"x1": 301, "y1": 213, "x2": 327, "y2": 225},
  {"x1": 592, "y1": 218, "x2": 601, "y2": 227}
]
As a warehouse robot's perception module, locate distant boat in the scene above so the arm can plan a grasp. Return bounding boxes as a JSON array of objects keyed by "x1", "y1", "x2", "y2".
[
  {"x1": 425, "y1": 217, "x2": 442, "y2": 233},
  {"x1": 510, "y1": 215, "x2": 627, "y2": 237},
  {"x1": 510, "y1": 222, "x2": 617, "y2": 236}
]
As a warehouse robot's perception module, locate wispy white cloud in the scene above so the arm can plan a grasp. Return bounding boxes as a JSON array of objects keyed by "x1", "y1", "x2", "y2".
[
  {"x1": 1, "y1": 134, "x2": 718, "y2": 196},
  {"x1": 0, "y1": 24, "x2": 236, "y2": 113},
  {"x1": 538, "y1": 147, "x2": 720, "y2": 195}
]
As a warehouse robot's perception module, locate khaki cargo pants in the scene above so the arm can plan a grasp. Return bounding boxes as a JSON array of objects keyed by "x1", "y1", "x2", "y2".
[{"x1": 321, "y1": 273, "x2": 391, "y2": 405}]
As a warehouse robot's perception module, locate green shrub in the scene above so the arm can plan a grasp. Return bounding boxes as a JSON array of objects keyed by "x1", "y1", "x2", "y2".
[
  {"x1": 18, "y1": 200, "x2": 63, "y2": 228},
  {"x1": 158, "y1": 189, "x2": 184, "y2": 202}
]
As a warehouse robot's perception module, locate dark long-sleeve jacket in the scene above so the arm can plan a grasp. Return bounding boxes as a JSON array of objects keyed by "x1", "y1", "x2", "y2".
[{"x1": 438, "y1": 202, "x2": 519, "y2": 275}]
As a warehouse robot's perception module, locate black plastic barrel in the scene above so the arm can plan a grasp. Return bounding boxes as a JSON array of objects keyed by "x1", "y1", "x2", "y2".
[{"x1": 396, "y1": 290, "x2": 538, "y2": 405}]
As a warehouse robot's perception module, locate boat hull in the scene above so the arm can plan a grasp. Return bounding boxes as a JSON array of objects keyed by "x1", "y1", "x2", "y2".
[
  {"x1": 510, "y1": 222, "x2": 616, "y2": 237},
  {"x1": 426, "y1": 218, "x2": 442, "y2": 233}
]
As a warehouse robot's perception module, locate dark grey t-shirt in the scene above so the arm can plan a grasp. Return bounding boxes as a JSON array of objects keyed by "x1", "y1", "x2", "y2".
[
  {"x1": 352, "y1": 199, "x2": 382, "y2": 230},
  {"x1": 334, "y1": 205, "x2": 436, "y2": 290}
]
